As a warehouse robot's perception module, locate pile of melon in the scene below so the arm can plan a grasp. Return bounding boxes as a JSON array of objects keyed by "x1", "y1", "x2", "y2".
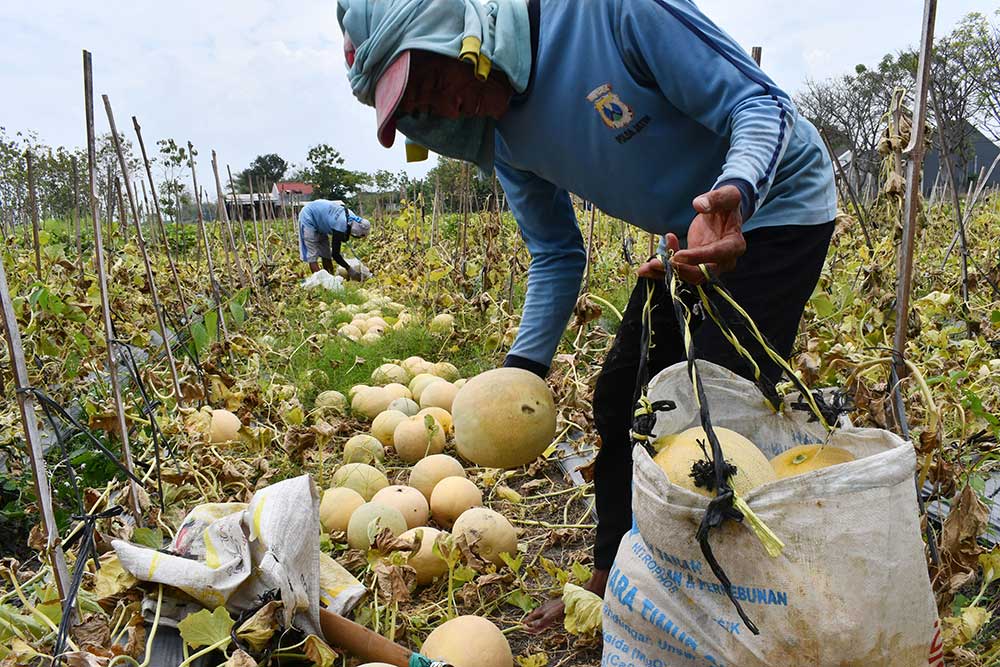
[
  {"x1": 331, "y1": 290, "x2": 412, "y2": 344},
  {"x1": 652, "y1": 426, "x2": 856, "y2": 497}
]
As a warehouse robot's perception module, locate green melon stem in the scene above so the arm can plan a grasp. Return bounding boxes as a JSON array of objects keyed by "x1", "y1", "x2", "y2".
[{"x1": 733, "y1": 494, "x2": 785, "y2": 558}]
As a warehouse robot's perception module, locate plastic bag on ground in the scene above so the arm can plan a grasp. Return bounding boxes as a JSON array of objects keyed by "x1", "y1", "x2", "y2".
[
  {"x1": 336, "y1": 257, "x2": 373, "y2": 281},
  {"x1": 302, "y1": 269, "x2": 346, "y2": 292},
  {"x1": 601, "y1": 361, "x2": 939, "y2": 667},
  {"x1": 113, "y1": 475, "x2": 366, "y2": 634}
]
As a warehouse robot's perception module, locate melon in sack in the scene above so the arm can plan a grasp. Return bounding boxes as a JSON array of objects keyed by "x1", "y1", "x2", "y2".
[{"x1": 601, "y1": 361, "x2": 938, "y2": 667}]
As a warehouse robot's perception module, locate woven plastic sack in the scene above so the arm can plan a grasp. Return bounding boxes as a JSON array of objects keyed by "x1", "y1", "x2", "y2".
[
  {"x1": 601, "y1": 361, "x2": 940, "y2": 666},
  {"x1": 302, "y1": 269, "x2": 346, "y2": 292},
  {"x1": 114, "y1": 475, "x2": 365, "y2": 634}
]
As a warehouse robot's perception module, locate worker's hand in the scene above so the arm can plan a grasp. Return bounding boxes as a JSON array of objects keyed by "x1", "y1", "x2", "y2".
[{"x1": 670, "y1": 185, "x2": 746, "y2": 285}]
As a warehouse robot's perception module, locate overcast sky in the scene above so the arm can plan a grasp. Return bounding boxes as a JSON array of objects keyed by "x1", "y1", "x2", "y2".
[{"x1": 0, "y1": 1, "x2": 989, "y2": 180}]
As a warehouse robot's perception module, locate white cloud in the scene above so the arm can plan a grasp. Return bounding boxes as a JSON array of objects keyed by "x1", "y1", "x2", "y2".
[{"x1": 1, "y1": 0, "x2": 990, "y2": 182}]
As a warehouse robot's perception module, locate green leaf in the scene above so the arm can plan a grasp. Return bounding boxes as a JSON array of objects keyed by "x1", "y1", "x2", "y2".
[
  {"x1": 810, "y1": 293, "x2": 836, "y2": 318},
  {"x1": 230, "y1": 300, "x2": 246, "y2": 326},
  {"x1": 131, "y1": 527, "x2": 163, "y2": 549},
  {"x1": 991, "y1": 310, "x2": 1000, "y2": 325},
  {"x1": 177, "y1": 607, "x2": 234, "y2": 649},
  {"x1": 453, "y1": 564, "x2": 476, "y2": 584},
  {"x1": 191, "y1": 322, "x2": 208, "y2": 354},
  {"x1": 205, "y1": 310, "x2": 219, "y2": 341},
  {"x1": 562, "y1": 583, "x2": 602, "y2": 636},
  {"x1": 507, "y1": 589, "x2": 537, "y2": 613},
  {"x1": 570, "y1": 562, "x2": 592, "y2": 584},
  {"x1": 516, "y1": 654, "x2": 549, "y2": 667}
]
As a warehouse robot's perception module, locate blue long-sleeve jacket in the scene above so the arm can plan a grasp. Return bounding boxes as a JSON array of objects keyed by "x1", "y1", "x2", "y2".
[{"x1": 495, "y1": 0, "x2": 837, "y2": 372}]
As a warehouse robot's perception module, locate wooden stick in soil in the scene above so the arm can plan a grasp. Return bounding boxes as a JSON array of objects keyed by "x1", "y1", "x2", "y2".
[
  {"x1": 892, "y1": 0, "x2": 936, "y2": 382},
  {"x1": 139, "y1": 178, "x2": 152, "y2": 248},
  {"x1": 187, "y1": 142, "x2": 232, "y2": 347},
  {"x1": 211, "y1": 151, "x2": 248, "y2": 288},
  {"x1": 103, "y1": 94, "x2": 183, "y2": 402},
  {"x1": 115, "y1": 178, "x2": 129, "y2": 244},
  {"x1": 25, "y1": 149, "x2": 42, "y2": 279},
  {"x1": 84, "y1": 51, "x2": 143, "y2": 519},
  {"x1": 72, "y1": 156, "x2": 82, "y2": 275},
  {"x1": 0, "y1": 256, "x2": 73, "y2": 610},
  {"x1": 820, "y1": 129, "x2": 874, "y2": 250},
  {"x1": 133, "y1": 117, "x2": 191, "y2": 329},
  {"x1": 227, "y1": 163, "x2": 257, "y2": 275},
  {"x1": 246, "y1": 174, "x2": 265, "y2": 264},
  {"x1": 942, "y1": 155, "x2": 1000, "y2": 266}
]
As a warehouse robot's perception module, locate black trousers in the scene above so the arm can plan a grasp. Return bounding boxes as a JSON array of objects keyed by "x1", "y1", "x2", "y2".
[{"x1": 592, "y1": 222, "x2": 836, "y2": 569}]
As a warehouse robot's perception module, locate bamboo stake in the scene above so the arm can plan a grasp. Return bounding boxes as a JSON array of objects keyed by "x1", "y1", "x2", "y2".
[
  {"x1": 211, "y1": 151, "x2": 247, "y2": 288},
  {"x1": 892, "y1": 0, "x2": 936, "y2": 382},
  {"x1": 0, "y1": 256, "x2": 73, "y2": 609},
  {"x1": 751, "y1": 46, "x2": 763, "y2": 66},
  {"x1": 84, "y1": 51, "x2": 142, "y2": 519},
  {"x1": 583, "y1": 204, "x2": 597, "y2": 294},
  {"x1": 821, "y1": 129, "x2": 874, "y2": 250},
  {"x1": 246, "y1": 174, "x2": 264, "y2": 264},
  {"x1": 133, "y1": 116, "x2": 191, "y2": 329},
  {"x1": 72, "y1": 156, "x2": 82, "y2": 275},
  {"x1": 103, "y1": 94, "x2": 183, "y2": 401},
  {"x1": 187, "y1": 142, "x2": 231, "y2": 346},
  {"x1": 139, "y1": 178, "x2": 151, "y2": 249},
  {"x1": 115, "y1": 178, "x2": 129, "y2": 244},
  {"x1": 226, "y1": 164, "x2": 255, "y2": 272},
  {"x1": 25, "y1": 150, "x2": 42, "y2": 278}
]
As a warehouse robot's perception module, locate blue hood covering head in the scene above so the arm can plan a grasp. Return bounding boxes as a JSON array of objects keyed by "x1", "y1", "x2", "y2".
[{"x1": 337, "y1": 0, "x2": 531, "y2": 172}]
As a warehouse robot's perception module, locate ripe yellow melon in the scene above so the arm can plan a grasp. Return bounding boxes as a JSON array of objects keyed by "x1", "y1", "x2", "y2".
[
  {"x1": 387, "y1": 397, "x2": 420, "y2": 416},
  {"x1": 210, "y1": 409, "x2": 242, "y2": 444},
  {"x1": 454, "y1": 378, "x2": 466, "y2": 389},
  {"x1": 348, "y1": 384, "x2": 370, "y2": 400},
  {"x1": 402, "y1": 356, "x2": 432, "y2": 378},
  {"x1": 347, "y1": 502, "x2": 407, "y2": 550},
  {"x1": 430, "y1": 477, "x2": 482, "y2": 528},
  {"x1": 429, "y1": 313, "x2": 455, "y2": 336},
  {"x1": 350, "y1": 317, "x2": 370, "y2": 333},
  {"x1": 339, "y1": 324, "x2": 362, "y2": 341},
  {"x1": 372, "y1": 485, "x2": 429, "y2": 529},
  {"x1": 370, "y1": 410, "x2": 409, "y2": 447},
  {"x1": 430, "y1": 362, "x2": 460, "y2": 382},
  {"x1": 344, "y1": 434, "x2": 386, "y2": 465},
  {"x1": 331, "y1": 463, "x2": 389, "y2": 501},
  {"x1": 652, "y1": 426, "x2": 777, "y2": 498},
  {"x1": 382, "y1": 383, "x2": 413, "y2": 401},
  {"x1": 420, "y1": 381, "x2": 458, "y2": 412},
  {"x1": 314, "y1": 390, "x2": 347, "y2": 415},
  {"x1": 319, "y1": 487, "x2": 365, "y2": 533},
  {"x1": 393, "y1": 415, "x2": 446, "y2": 463},
  {"x1": 409, "y1": 373, "x2": 445, "y2": 402},
  {"x1": 452, "y1": 507, "x2": 518, "y2": 565},
  {"x1": 421, "y1": 615, "x2": 513, "y2": 667},
  {"x1": 372, "y1": 363, "x2": 409, "y2": 386},
  {"x1": 399, "y1": 527, "x2": 448, "y2": 585},
  {"x1": 366, "y1": 317, "x2": 388, "y2": 334},
  {"x1": 452, "y1": 368, "x2": 556, "y2": 469},
  {"x1": 409, "y1": 454, "x2": 467, "y2": 500},
  {"x1": 417, "y1": 407, "x2": 453, "y2": 436},
  {"x1": 360, "y1": 332, "x2": 381, "y2": 344},
  {"x1": 351, "y1": 387, "x2": 392, "y2": 420},
  {"x1": 770, "y1": 444, "x2": 855, "y2": 479}
]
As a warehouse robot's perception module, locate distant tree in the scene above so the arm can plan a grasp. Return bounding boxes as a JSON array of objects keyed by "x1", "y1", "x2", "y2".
[
  {"x1": 156, "y1": 138, "x2": 189, "y2": 221},
  {"x1": 951, "y1": 11, "x2": 1000, "y2": 142},
  {"x1": 236, "y1": 153, "x2": 288, "y2": 192},
  {"x1": 297, "y1": 144, "x2": 369, "y2": 203},
  {"x1": 424, "y1": 157, "x2": 492, "y2": 212}
]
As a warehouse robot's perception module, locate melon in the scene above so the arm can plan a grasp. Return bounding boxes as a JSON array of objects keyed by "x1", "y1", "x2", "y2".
[
  {"x1": 399, "y1": 527, "x2": 448, "y2": 585},
  {"x1": 360, "y1": 332, "x2": 382, "y2": 344},
  {"x1": 331, "y1": 463, "x2": 389, "y2": 501},
  {"x1": 366, "y1": 317, "x2": 389, "y2": 334},
  {"x1": 417, "y1": 406, "x2": 454, "y2": 436},
  {"x1": 452, "y1": 368, "x2": 556, "y2": 469},
  {"x1": 339, "y1": 324, "x2": 362, "y2": 341},
  {"x1": 393, "y1": 312, "x2": 413, "y2": 329},
  {"x1": 409, "y1": 454, "x2": 467, "y2": 500},
  {"x1": 319, "y1": 487, "x2": 365, "y2": 533},
  {"x1": 393, "y1": 415, "x2": 446, "y2": 463},
  {"x1": 402, "y1": 356, "x2": 432, "y2": 378},
  {"x1": 344, "y1": 434, "x2": 386, "y2": 465},
  {"x1": 350, "y1": 317, "x2": 370, "y2": 333},
  {"x1": 370, "y1": 410, "x2": 409, "y2": 446},
  {"x1": 454, "y1": 378, "x2": 467, "y2": 389},
  {"x1": 372, "y1": 363, "x2": 409, "y2": 386},
  {"x1": 430, "y1": 477, "x2": 482, "y2": 528},
  {"x1": 421, "y1": 615, "x2": 512, "y2": 667},
  {"x1": 770, "y1": 444, "x2": 855, "y2": 479},
  {"x1": 430, "y1": 362, "x2": 460, "y2": 382},
  {"x1": 429, "y1": 313, "x2": 456, "y2": 336},
  {"x1": 452, "y1": 507, "x2": 518, "y2": 566},
  {"x1": 652, "y1": 426, "x2": 777, "y2": 497},
  {"x1": 351, "y1": 387, "x2": 389, "y2": 420},
  {"x1": 420, "y1": 381, "x2": 458, "y2": 412},
  {"x1": 314, "y1": 390, "x2": 347, "y2": 415},
  {"x1": 409, "y1": 373, "x2": 445, "y2": 402},
  {"x1": 382, "y1": 383, "x2": 412, "y2": 401},
  {"x1": 347, "y1": 502, "x2": 407, "y2": 550},
  {"x1": 348, "y1": 384, "x2": 370, "y2": 400},
  {"x1": 210, "y1": 409, "x2": 242, "y2": 444},
  {"x1": 387, "y1": 397, "x2": 420, "y2": 416},
  {"x1": 372, "y1": 485, "x2": 429, "y2": 529}
]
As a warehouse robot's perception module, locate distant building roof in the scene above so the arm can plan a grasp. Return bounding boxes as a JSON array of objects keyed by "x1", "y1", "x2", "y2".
[{"x1": 275, "y1": 182, "x2": 314, "y2": 195}]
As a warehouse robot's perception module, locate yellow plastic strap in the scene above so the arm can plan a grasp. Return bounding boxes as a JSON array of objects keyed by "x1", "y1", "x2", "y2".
[
  {"x1": 405, "y1": 143, "x2": 430, "y2": 163},
  {"x1": 476, "y1": 53, "x2": 492, "y2": 81},
  {"x1": 460, "y1": 36, "x2": 482, "y2": 65},
  {"x1": 695, "y1": 284, "x2": 764, "y2": 383}
]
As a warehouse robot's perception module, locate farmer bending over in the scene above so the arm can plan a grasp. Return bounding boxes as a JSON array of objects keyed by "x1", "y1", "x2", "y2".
[
  {"x1": 337, "y1": 0, "x2": 836, "y2": 632},
  {"x1": 298, "y1": 198, "x2": 371, "y2": 278}
]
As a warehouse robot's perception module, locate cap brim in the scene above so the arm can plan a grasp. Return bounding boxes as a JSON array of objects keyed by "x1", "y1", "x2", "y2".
[{"x1": 375, "y1": 51, "x2": 411, "y2": 148}]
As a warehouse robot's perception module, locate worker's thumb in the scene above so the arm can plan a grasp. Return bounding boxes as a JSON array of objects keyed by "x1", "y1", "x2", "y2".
[{"x1": 693, "y1": 186, "x2": 741, "y2": 214}]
